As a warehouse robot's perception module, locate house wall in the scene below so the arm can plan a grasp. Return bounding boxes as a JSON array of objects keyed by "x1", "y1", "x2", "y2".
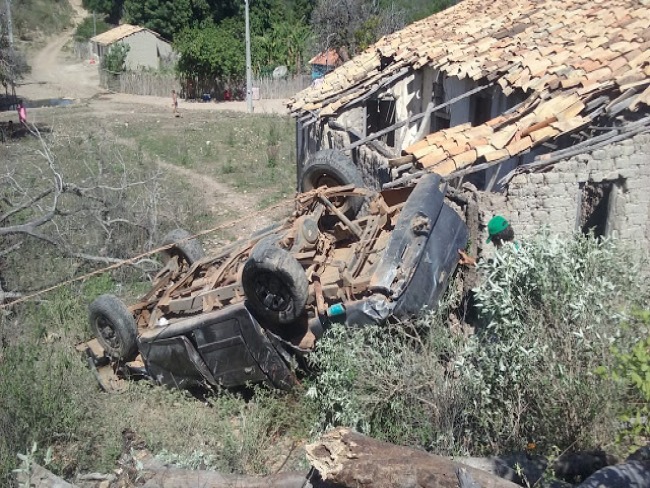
[
  {"x1": 122, "y1": 31, "x2": 164, "y2": 70},
  {"x1": 477, "y1": 133, "x2": 650, "y2": 252}
]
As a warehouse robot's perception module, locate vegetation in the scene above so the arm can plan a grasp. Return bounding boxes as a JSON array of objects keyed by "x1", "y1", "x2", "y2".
[
  {"x1": 73, "y1": 15, "x2": 111, "y2": 41},
  {"x1": 11, "y1": 0, "x2": 72, "y2": 39},
  {"x1": 307, "y1": 233, "x2": 649, "y2": 456},
  {"x1": 102, "y1": 42, "x2": 129, "y2": 72},
  {"x1": 0, "y1": 103, "x2": 300, "y2": 484},
  {"x1": 598, "y1": 311, "x2": 650, "y2": 451},
  {"x1": 77, "y1": 0, "x2": 455, "y2": 89},
  {"x1": 1, "y1": 100, "x2": 649, "y2": 484}
]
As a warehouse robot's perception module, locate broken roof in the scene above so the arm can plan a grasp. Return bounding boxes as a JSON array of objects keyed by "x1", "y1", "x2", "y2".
[
  {"x1": 290, "y1": 0, "x2": 650, "y2": 177},
  {"x1": 90, "y1": 24, "x2": 167, "y2": 46}
]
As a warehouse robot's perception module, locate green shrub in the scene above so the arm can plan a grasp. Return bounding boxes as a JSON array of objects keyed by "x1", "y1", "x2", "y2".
[
  {"x1": 307, "y1": 233, "x2": 648, "y2": 456},
  {"x1": 597, "y1": 311, "x2": 650, "y2": 451},
  {"x1": 0, "y1": 341, "x2": 94, "y2": 484},
  {"x1": 306, "y1": 286, "x2": 469, "y2": 451},
  {"x1": 102, "y1": 42, "x2": 130, "y2": 73},
  {"x1": 74, "y1": 16, "x2": 111, "y2": 41},
  {"x1": 460, "y1": 233, "x2": 646, "y2": 454}
]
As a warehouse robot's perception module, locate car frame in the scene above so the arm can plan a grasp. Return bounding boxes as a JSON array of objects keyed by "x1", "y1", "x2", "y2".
[{"x1": 83, "y1": 173, "x2": 468, "y2": 391}]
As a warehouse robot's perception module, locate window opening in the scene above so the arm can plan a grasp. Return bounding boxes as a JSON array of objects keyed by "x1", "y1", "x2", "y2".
[
  {"x1": 430, "y1": 71, "x2": 450, "y2": 133},
  {"x1": 579, "y1": 181, "x2": 613, "y2": 237},
  {"x1": 471, "y1": 92, "x2": 493, "y2": 126},
  {"x1": 367, "y1": 98, "x2": 396, "y2": 147}
]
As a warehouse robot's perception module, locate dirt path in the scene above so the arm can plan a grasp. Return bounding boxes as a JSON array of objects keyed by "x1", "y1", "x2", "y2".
[
  {"x1": 18, "y1": 0, "x2": 101, "y2": 101},
  {"x1": 156, "y1": 160, "x2": 281, "y2": 244},
  {"x1": 11, "y1": 0, "x2": 293, "y2": 250}
]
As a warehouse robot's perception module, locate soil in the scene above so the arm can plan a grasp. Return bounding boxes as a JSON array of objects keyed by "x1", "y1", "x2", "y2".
[{"x1": 9, "y1": 0, "x2": 292, "y2": 247}]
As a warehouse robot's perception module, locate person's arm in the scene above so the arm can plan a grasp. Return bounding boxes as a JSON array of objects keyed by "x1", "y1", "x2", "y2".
[{"x1": 458, "y1": 249, "x2": 477, "y2": 267}]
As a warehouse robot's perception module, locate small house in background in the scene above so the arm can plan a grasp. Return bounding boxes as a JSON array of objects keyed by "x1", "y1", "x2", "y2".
[
  {"x1": 309, "y1": 50, "x2": 342, "y2": 80},
  {"x1": 90, "y1": 24, "x2": 172, "y2": 71}
]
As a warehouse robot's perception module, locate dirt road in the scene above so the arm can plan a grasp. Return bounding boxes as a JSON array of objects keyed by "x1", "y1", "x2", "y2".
[
  {"x1": 7, "y1": 0, "x2": 293, "y2": 249},
  {"x1": 16, "y1": 0, "x2": 289, "y2": 115}
]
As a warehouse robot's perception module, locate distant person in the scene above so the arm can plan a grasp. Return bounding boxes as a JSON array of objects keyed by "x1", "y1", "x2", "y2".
[
  {"x1": 171, "y1": 89, "x2": 180, "y2": 117},
  {"x1": 459, "y1": 215, "x2": 516, "y2": 266},
  {"x1": 17, "y1": 102, "x2": 27, "y2": 126}
]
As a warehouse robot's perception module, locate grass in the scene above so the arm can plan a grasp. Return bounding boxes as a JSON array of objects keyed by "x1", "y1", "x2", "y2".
[
  {"x1": 0, "y1": 101, "x2": 309, "y2": 484},
  {"x1": 114, "y1": 111, "x2": 296, "y2": 199},
  {"x1": 12, "y1": 0, "x2": 73, "y2": 40},
  {"x1": 0, "y1": 275, "x2": 315, "y2": 484}
]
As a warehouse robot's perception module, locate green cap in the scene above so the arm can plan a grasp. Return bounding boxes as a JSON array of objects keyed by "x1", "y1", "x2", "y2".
[{"x1": 486, "y1": 215, "x2": 509, "y2": 243}]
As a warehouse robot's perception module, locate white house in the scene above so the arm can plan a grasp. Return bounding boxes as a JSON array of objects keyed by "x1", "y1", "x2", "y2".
[{"x1": 91, "y1": 24, "x2": 172, "y2": 71}]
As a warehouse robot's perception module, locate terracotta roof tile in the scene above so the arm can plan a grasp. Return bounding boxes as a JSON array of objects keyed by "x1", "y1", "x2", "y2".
[{"x1": 291, "y1": 0, "x2": 650, "y2": 175}]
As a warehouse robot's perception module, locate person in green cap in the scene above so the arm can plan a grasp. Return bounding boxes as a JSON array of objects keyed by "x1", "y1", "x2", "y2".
[
  {"x1": 485, "y1": 215, "x2": 515, "y2": 248},
  {"x1": 459, "y1": 215, "x2": 516, "y2": 266}
]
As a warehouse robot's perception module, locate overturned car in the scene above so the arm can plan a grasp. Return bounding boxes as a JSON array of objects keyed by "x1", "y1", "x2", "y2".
[{"x1": 84, "y1": 173, "x2": 468, "y2": 391}]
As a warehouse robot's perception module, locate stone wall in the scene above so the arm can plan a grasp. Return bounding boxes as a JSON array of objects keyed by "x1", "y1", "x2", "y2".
[{"x1": 477, "y1": 133, "x2": 650, "y2": 252}]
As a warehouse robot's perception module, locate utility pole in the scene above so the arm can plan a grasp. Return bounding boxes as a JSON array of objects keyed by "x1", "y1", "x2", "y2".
[
  {"x1": 4, "y1": 0, "x2": 13, "y2": 46},
  {"x1": 4, "y1": 0, "x2": 16, "y2": 97},
  {"x1": 93, "y1": 11, "x2": 96, "y2": 37},
  {"x1": 245, "y1": 0, "x2": 253, "y2": 113}
]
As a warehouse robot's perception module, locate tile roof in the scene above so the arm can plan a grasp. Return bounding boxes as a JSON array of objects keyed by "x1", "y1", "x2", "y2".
[
  {"x1": 309, "y1": 50, "x2": 341, "y2": 66},
  {"x1": 290, "y1": 0, "x2": 650, "y2": 175},
  {"x1": 91, "y1": 24, "x2": 157, "y2": 45}
]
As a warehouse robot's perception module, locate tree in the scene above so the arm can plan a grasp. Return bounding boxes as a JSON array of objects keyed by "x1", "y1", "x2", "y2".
[
  {"x1": 310, "y1": 0, "x2": 405, "y2": 55},
  {"x1": 102, "y1": 42, "x2": 130, "y2": 72},
  {"x1": 253, "y1": 21, "x2": 313, "y2": 75},
  {"x1": 174, "y1": 20, "x2": 245, "y2": 83},
  {"x1": 0, "y1": 131, "x2": 164, "y2": 303},
  {"x1": 123, "y1": 0, "x2": 212, "y2": 40},
  {"x1": 82, "y1": 0, "x2": 124, "y2": 24},
  {"x1": 1, "y1": 8, "x2": 27, "y2": 91}
]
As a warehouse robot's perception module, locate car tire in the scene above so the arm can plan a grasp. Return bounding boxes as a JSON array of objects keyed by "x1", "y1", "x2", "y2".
[
  {"x1": 160, "y1": 228, "x2": 204, "y2": 265},
  {"x1": 88, "y1": 294, "x2": 137, "y2": 360},
  {"x1": 300, "y1": 149, "x2": 365, "y2": 218},
  {"x1": 242, "y1": 238, "x2": 308, "y2": 325}
]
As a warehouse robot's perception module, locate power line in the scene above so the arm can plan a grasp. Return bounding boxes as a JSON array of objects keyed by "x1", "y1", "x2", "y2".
[{"x1": 0, "y1": 197, "x2": 294, "y2": 310}]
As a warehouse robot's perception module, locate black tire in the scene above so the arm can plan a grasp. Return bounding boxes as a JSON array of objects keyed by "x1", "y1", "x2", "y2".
[
  {"x1": 242, "y1": 238, "x2": 309, "y2": 325},
  {"x1": 88, "y1": 294, "x2": 137, "y2": 360},
  {"x1": 299, "y1": 150, "x2": 365, "y2": 218},
  {"x1": 160, "y1": 229, "x2": 204, "y2": 265}
]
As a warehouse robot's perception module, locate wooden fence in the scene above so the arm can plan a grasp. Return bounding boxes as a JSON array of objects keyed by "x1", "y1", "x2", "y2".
[
  {"x1": 100, "y1": 70, "x2": 181, "y2": 97},
  {"x1": 99, "y1": 70, "x2": 312, "y2": 100},
  {"x1": 72, "y1": 41, "x2": 92, "y2": 61}
]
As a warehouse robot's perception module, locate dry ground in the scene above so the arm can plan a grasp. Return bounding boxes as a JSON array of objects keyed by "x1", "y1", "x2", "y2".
[{"x1": 8, "y1": 0, "x2": 293, "y2": 249}]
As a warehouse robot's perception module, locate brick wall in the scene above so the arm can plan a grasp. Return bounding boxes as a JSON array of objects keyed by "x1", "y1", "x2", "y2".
[{"x1": 477, "y1": 133, "x2": 650, "y2": 253}]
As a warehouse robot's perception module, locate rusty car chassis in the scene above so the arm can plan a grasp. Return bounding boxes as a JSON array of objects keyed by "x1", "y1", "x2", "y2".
[{"x1": 83, "y1": 174, "x2": 468, "y2": 391}]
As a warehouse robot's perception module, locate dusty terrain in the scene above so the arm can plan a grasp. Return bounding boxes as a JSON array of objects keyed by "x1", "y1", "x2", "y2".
[
  {"x1": 16, "y1": 0, "x2": 289, "y2": 114},
  {"x1": 6, "y1": 0, "x2": 293, "y2": 244}
]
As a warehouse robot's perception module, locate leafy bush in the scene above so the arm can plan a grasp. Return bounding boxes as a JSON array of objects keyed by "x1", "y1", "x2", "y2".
[
  {"x1": 307, "y1": 233, "x2": 648, "y2": 456},
  {"x1": 74, "y1": 16, "x2": 112, "y2": 41},
  {"x1": 460, "y1": 233, "x2": 646, "y2": 453},
  {"x1": 597, "y1": 311, "x2": 650, "y2": 451},
  {"x1": 306, "y1": 286, "x2": 469, "y2": 451},
  {"x1": 102, "y1": 42, "x2": 130, "y2": 72}
]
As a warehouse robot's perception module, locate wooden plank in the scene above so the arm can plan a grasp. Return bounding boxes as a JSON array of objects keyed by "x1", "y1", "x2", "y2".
[{"x1": 343, "y1": 84, "x2": 493, "y2": 152}]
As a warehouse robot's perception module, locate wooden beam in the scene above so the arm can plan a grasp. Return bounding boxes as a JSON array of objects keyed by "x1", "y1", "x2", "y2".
[{"x1": 343, "y1": 84, "x2": 493, "y2": 152}]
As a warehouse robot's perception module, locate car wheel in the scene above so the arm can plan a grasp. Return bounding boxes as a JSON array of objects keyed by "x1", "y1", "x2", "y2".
[
  {"x1": 300, "y1": 149, "x2": 365, "y2": 218},
  {"x1": 88, "y1": 294, "x2": 137, "y2": 360},
  {"x1": 242, "y1": 238, "x2": 308, "y2": 325},
  {"x1": 160, "y1": 228, "x2": 204, "y2": 265}
]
